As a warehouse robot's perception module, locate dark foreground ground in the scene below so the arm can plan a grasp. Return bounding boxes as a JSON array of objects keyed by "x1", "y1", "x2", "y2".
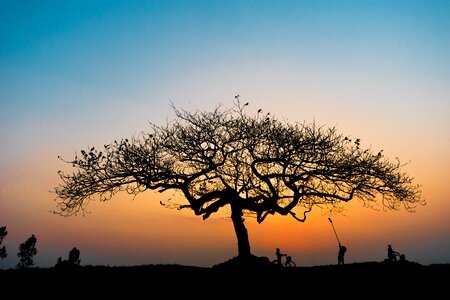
[{"x1": 1, "y1": 259, "x2": 448, "y2": 297}]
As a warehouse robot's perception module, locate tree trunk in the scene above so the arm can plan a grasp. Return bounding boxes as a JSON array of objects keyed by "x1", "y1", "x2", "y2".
[{"x1": 230, "y1": 204, "x2": 251, "y2": 258}]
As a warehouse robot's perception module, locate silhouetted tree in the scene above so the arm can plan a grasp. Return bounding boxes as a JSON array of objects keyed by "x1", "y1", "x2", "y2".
[
  {"x1": 54, "y1": 99, "x2": 424, "y2": 260},
  {"x1": 68, "y1": 247, "x2": 81, "y2": 265},
  {"x1": 17, "y1": 234, "x2": 38, "y2": 268},
  {"x1": 55, "y1": 247, "x2": 81, "y2": 268},
  {"x1": 0, "y1": 226, "x2": 7, "y2": 259}
]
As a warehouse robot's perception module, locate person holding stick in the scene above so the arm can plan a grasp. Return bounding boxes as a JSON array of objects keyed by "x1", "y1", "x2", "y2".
[
  {"x1": 328, "y1": 218, "x2": 347, "y2": 265},
  {"x1": 338, "y1": 243, "x2": 347, "y2": 265}
]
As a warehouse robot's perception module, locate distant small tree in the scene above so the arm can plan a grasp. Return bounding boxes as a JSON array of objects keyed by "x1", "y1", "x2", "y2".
[
  {"x1": 17, "y1": 234, "x2": 38, "y2": 268},
  {"x1": 55, "y1": 247, "x2": 81, "y2": 268},
  {"x1": 0, "y1": 226, "x2": 7, "y2": 259},
  {"x1": 67, "y1": 247, "x2": 81, "y2": 265}
]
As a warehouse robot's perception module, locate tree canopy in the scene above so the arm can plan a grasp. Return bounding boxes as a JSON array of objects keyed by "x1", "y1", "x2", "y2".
[{"x1": 54, "y1": 99, "x2": 424, "y2": 258}]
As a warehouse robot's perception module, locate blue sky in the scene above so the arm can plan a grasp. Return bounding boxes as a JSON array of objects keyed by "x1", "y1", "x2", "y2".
[
  {"x1": 1, "y1": 1, "x2": 449, "y2": 268},
  {"x1": 2, "y1": 1, "x2": 448, "y2": 158}
]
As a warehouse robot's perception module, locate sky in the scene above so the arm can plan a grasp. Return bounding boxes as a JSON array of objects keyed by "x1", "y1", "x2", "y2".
[{"x1": 1, "y1": 0, "x2": 449, "y2": 269}]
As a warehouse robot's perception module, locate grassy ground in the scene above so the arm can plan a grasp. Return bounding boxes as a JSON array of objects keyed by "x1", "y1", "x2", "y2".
[{"x1": 1, "y1": 260, "x2": 448, "y2": 297}]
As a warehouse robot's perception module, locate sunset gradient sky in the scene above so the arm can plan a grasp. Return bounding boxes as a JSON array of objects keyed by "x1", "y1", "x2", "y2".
[{"x1": 1, "y1": 0, "x2": 449, "y2": 269}]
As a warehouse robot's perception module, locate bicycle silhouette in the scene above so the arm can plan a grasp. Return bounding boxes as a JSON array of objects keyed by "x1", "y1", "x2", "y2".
[{"x1": 273, "y1": 254, "x2": 297, "y2": 267}]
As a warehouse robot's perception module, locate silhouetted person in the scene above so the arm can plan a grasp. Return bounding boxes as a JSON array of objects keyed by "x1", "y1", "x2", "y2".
[
  {"x1": 56, "y1": 256, "x2": 63, "y2": 265},
  {"x1": 338, "y1": 243, "x2": 347, "y2": 265},
  {"x1": 387, "y1": 244, "x2": 399, "y2": 262},
  {"x1": 275, "y1": 248, "x2": 287, "y2": 266}
]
